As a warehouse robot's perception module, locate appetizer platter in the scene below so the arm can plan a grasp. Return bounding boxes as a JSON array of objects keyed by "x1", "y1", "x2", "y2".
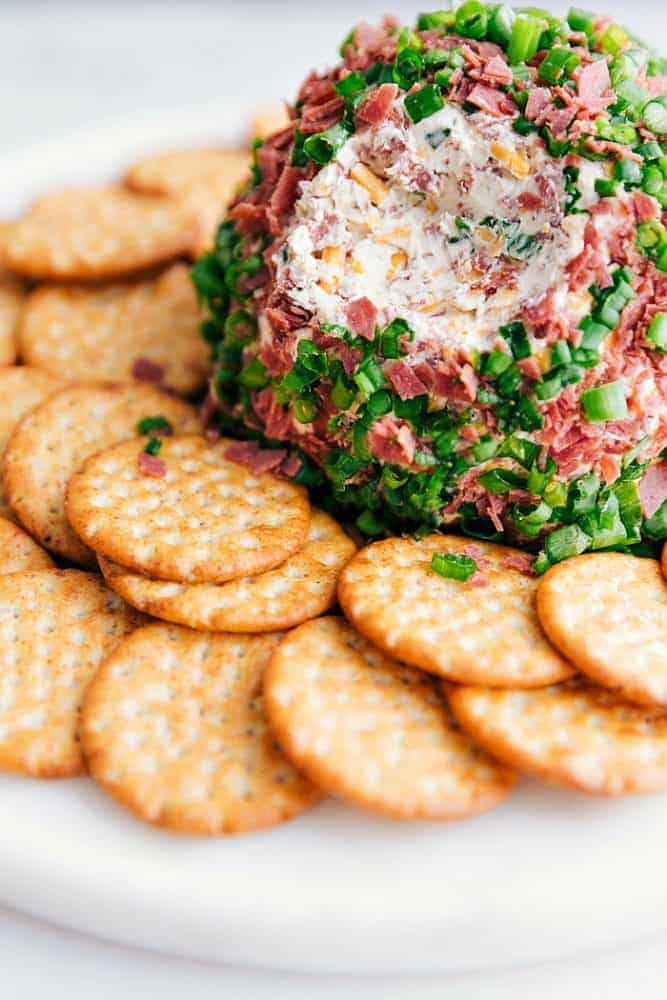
[{"x1": 0, "y1": 4, "x2": 666, "y2": 973}]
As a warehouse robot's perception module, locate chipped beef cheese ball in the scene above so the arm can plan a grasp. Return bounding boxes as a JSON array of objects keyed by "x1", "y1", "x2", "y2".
[{"x1": 196, "y1": 7, "x2": 667, "y2": 571}]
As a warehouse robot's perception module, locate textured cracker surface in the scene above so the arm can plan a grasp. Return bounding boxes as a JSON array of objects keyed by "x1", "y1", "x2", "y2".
[
  {"x1": 338, "y1": 536, "x2": 574, "y2": 686},
  {"x1": 98, "y1": 510, "x2": 356, "y2": 631},
  {"x1": 18, "y1": 264, "x2": 210, "y2": 394},
  {"x1": 81, "y1": 623, "x2": 322, "y2": 834},
  {"x1": 0, "y1": 517, "x2": 54, "y2": 573},
  {"x1": 264, "y1": 617, "x2": 515, "y2": 819},
  {"x1": 537, "y1": 554, "x2": 667, "y2": 706},
  {"x1": 1, "y1": 186, "x2": 197, "y2": 279},
  {"x1": 0, "y1": 367, "x2": 63, "y2": 522},
  {"x1": 3, "y1": 383, "x2": 198, "y2": 565},
  {"x1": 0, "y1": 269, "x2": 25, "y2": 365},
  {"x1": 0, "y1": 570, "x2": 143, "y2": 777},
  {"x1": 125, "y1": 147, "x2": 250, "y2": 256},
  {"x1": 67, "y1": 435, "x2": 311, "y2": 583},
  {"x1": 448, "y1": 679, "x2": 667, "y2": 796}
]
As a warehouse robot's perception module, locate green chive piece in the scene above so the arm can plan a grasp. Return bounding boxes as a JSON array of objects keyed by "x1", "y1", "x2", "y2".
[
  {"x1": 644, "y1": 498, "x2": 667, "y2": 540},
  {"x1": 581, "y1": 380, "x2": 628, "y2": 422},
  {"x1": 238, "y1": 357, "x2": 269, "y2": 389},
  {"x1": 579, "y1": 315, "x2": 610, "y2": 350},
  {"x1": 292, "y1": 396, "x2": 319, "y2": 423},
  {"x1": 303, "y1": 123, "x2": 351, "y2": 164},
  {"x1": 455, "y1": 0, "x2": 488, "y2": 40},
  {"x1": 600, "y1": 22, "x2": 628, "y2": 55},
  {"x1": 405, "y1": 84, "x2": 445, "y2": 123},
  {"x1": 136, "y1": 415, "x2": 173, "y2": 436},
  {"x1": 392, "y1": 47, "x2": 424, "y2": 90},
  {"x1": 512, "y1": 500, "x2": 552, "y2": 537},
  {"x1": 480, "y1": 349, "x2": 513, "y2": 377},
  {"x1": 488, "y1": 4, "x2": 516, "y2": 46},
  {"x1": 643, "y1": 100, "x2": 667, "y2": 136},
  {"x1": 566, "y1": 6, "x2": 594, "y2": 36},
  {"x1": 144, "y1": 437, "x2": 163, "y2": 457},
  {"x1": 545, "y1": 523, "x2": 591, "y2": 563},
  {"x1": 647, "y1": 312, "x2": 667, "y2": 351},
  {"x1": 430, "y1": 551, "x2": 478, "y2": 582},
  {"x1": 334, "y1": 71, "x2": 367, "y2": 99},
  {"x1": 507, "y1": 14, "x2": 544, "y2": 65},
  {"x1": 356, "y1": 509, "x2": 384, "y2": 535},
  {"x1": 499, "y1": 321, "x2": 531, "y2": 360},
  {"x1": 379, "y1": 318, "x2": 413, "y2": 358},
  {"x1": 538, "y1": 46, "x2": 580, "y2": 84},
  {"x1": 614, "y1": 157, "x2": 643, "y2": 186}
]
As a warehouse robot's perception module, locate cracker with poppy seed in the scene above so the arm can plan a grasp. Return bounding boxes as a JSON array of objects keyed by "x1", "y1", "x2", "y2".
[
  {"x1": 447, "y1": 679, "x2": 667, "y2": 796},
  {"x1": 0, "y1": 570, "x2": 144, "y2": 778},
  {"x1": 537, "y1": 553, "x2": 667, "y2": 707},
  {"x1": 125, "y1": 148, "x2": 250, "y2": 257},
  {"x1": 337, "y1": 535, "x2": 574, "y2": 687},
  {"x1": 2, "y1": 383, "x2": 198, "y2": 566},
  {"x1": 98, "y1": 510, "x2": 355, "y2": 632},
  {"x1": 1, "y1": 185, "x2": 197, "y2": 280},
  {"x1": 66, "y1": 435, "x2": 311, "y2": 584},
  {"x1": 264, "y1": 616, "x2": 515, "y2": 819},
  {"x1": 0, "y1": 268, "x2": 26, "y2": 365},
  {"x1": 81, "y1": 623, "x2": 322, "y2": 834},
  {"x1": 0, "y1": 367, "x2": 64, "y2": 522},
  {"x1": 0, "y1": 517, "x2": 54, "y2": 573},
  {"x1": 18, "y1": 264, "x2": 210, "y2": 395}
]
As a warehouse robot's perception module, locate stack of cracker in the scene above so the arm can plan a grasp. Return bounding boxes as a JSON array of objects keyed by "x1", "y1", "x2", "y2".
[{"x1": 0, "y1": 124, "x2": 665, "y2": 839}]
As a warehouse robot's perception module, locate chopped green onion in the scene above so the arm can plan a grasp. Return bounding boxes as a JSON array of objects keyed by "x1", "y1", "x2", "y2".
[
  {"x1": 472, "y1": 436, "x2": 499, "y2": 462},
  {"x1": 238, "y1": 357, "x2": 269, "y2": 389},
  {"x1": 303, "y1": 123, "x2": 351, "y2": 164},
  {"x1": 379, "y1": 318, "x2": 413, "y2": 358},
  {"x1": 643, "y1": 100, "x2": 667, "y2": 136},
  {"x1": 455, "y1": 0, "x2": 488, "y2": 39},
  {"x1": 417, "y1": 10, "x2": 455, "y2": 30},
  {"x1": 488, "y1": 3, "x2": 515, "y2": 46},
  {"x1": 331, "y1": 371, "x2": 356, "y2": 410},
  {"x1": 513, "y1": 500, "x2": 552, "y2": 537},
  {"x1": 581, "y1": 380, "x2": 628, "y2": 422},
  {"x1": 433, "y1": 429, "x2": 459, "y2": 459},
  {"x1": 516, "y1": 395, "x2": 544, "y2": 431},
  {"x1": 498, "y1": 434, "x2": 540, "y2": 468},
  {"x1": 136, "y1": 415, "x2": 173, "y2": 436},
  {"x1": 480, "y1": 349, "x2": 513, "y2": 377},
  {"x1": 614, "y1": 157, "x2": 643, "y2": 187},
  {"x1": 405, "y1": 84, "x2": 445, "y2": 123},
  {"x1": 478, "y1": 467, "x2": 527, "y2": 495},
  {"x1": 430, "y1": 551, "x2": 477, "y2": 582},
  {"x1": 335, "y1": 71, "x2": 366, "y2": 99},
  {"x1": 366, "y1": 389, "x2": 393, "y2": 419},
  {"x1": 224, "y1": 309, "x2": 257, "y2": 342},
  {"x1": 647, "y1": 312, "x2": 667, "y2": 352},
  {"x1": 550, "y1": 340, "x2": 572, "y2": 367},
  {"x1": 293, "y1": 396, "x2": 319, "y2": 423},
  {"x1": 356, "y1": 509, "x2": 384, "y2": 535},
  {"x1": 544, "y1": 523, "x2": 591, "y2": 563},
  {"x1": 353, "y1": 360, "x2": 385, "y2": 399},
  {"x1": 496, "y1": 362, "x2": 523, "y2": 397},
  {"x1": 144, "y1": 437, "x2": 163, "y2": 457},
  {"x1": 526, "y1": 455, "x2": 557, "y2": 494},
  {"x1": 579, "y1": 315, "x2": 610, "y2": 350},
  {"x1": 600, "y1": 22, "x2": 628, "y2": 55},
  {"x1": 424, "y1": 48, "x2": 451, "y2": 71},
  {"x1": 567, "y1": 7, "x2": 594, "y2": 37},
  {"x1": 507, "y1": 14, "x2": 544, "y2": 65},
  {"x1": 643, "y1": 499, "x2": 667, "y2": 540},
  {"x1": 535, "y1": 371, "x2": 563, "y2": 401},
  {"x1": 538, "y1": 46, "x2": 580, "y2": 84},
  {"x1": 392, "y1": 47, "x2": 424, "y2": 90},
  {"x1": 499, "y1": 321, "x2": 531, "y2": 360},
  {"x1": 612, "y1": 479, "x2": 643, "y2": 541}
]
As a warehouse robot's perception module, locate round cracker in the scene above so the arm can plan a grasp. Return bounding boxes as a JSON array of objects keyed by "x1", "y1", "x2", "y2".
[
  {"x1": 265, "y1": 617, "x2": 515, "y2": 819},
  {"x1": 447, "y1": 679, "x2": 667, "y2": 796},
  {"x1": 338, "y1": 536, "x2": 574, "y2": 687},
  {"x1": 0, "y1": 570, "x2": 144, "y2": 778},
  {"x1": 81, "y1": 623, "x2": 322, "y2": 834},
  {"x1": 0, "y1": 517, "x2": 54, "y2": 573},
  {"x1": 0, "y1": 268, "x2": 26, "y2": 365},
  {"x1": 537, "y1": 553, "x2": 667, "y2": 707},
  {"x1": 66, "y1": 435, "x2": 311, "y2": 584},
  {"x1": 18, "y1": 264, "x2": 210, "y2": 395},
  {"x1": 2, "y1": 383, "x2": 198, "y2": 566},
  {"x1": 98, "y1": 510, "x2": 356, "y2": 632},
  {"x1": 125, "y1": 148, "x2": 250, "y2": 257},
  {"x1": 1, "y1": 185, "x2": 197, "y2": 280},
  {"x1": 0, "y1": 366, "x2": 64, "y2": 522}
]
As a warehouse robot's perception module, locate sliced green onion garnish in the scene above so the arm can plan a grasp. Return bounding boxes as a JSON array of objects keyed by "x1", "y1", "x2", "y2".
[
  {"x1": 238, "y1": 357, "x2": 269, "y2": 389},
  {"x1": 365, "y1": 389, "x2": 393, "y2": 419},
  {"x1": 538, "y1": 46, "x2": 579, "y2": 84},
  {"x1": 567, "y1": 6, "x2": 594, "y2": 36},
  {"x1": 499, "y1": 321, "x2": 531, "y2": 360},
  {"x1": 392, "y1": 47, "x2": 424, "y2": 90},
  {"x1": 471, "y1": 436, "x2": 499, "y2": 463},
  {"x1": 379, "y1": 318, "x2": 413, "y2": 358},
  {"x1": 430, "y1": 551, "x2": 477, "y2": 582},
  {"x1": 600, "y1": 22, "x2": 628, "y2": 55},
  {"x1": 455, "y1": 0, "x2": 488, "y2": 39},
  {"x1": 614, "y1": 157, "x2": 643, "y2": 186},
  {"x1": 136, "y1": 415, "x2": 173, "y2": 436},
  {"x1": 303, "y1": 123, "x2": 351, "y2": 164},
  {"x1": 478, "y1": 467, "x2": 527, "y2": 495},
  {"x1": 643, "y1": 498, "x2": 667, "y2": 540},
  {"x1": 545, "y1": 523, "x2": 591, "y2": 564},
  {"x1": 144, "y1": 437, "x2": 163, "y2": 457},
  {"x1": 353, "y1": 360, "x2": 385, "y2": 399},
  {"x1": 292, "y1": 396, "x2": 319, "y2": 423},
  {"x1": 480, "y1": 349, "x2": 513, "y2": 377},
  {"x1": 488, "y1": 3, "x2": 515, "y2": 45},
  {"x1": 507, "y1": 14, "x2": 544, "y2": 65},
  {"x1": 496, "y1": 363, "x2": 522, "y2": 397},
  {"x1": 356, "y1": 509, "x2": 384, "y2": 535},
  {"x1": 550, "y1": 340, "x2": 572, "y2": 367},
  {"x1": 513, "y1": 500, "x2": 552, "y2": 537},
  {"x1": 647, "y1": 312, "x2": 667, "y2": 351},
  {"x1": 579, "y1": 315, "x2": 610, "y2": 349},
  {"x1": 581, "y1": 380, "x2": 628, "y2": 422},
  {"x1": 535, "y1": 372, "x2": 563, "y2": 401},
  {"x1": 643, "y1": 99, "x2": 667, "y2": 136},
  {"x1": 334, "y1": 72, "x2": 366, "y2": 99},
  {"x1": 417, "y1": 10, "x2": 455, "y2": 30},
  {"x1": 405, "y1": 84, "x2": 445, "y2": 124}
]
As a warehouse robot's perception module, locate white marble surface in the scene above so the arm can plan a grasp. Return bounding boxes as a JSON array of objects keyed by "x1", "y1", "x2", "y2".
[{"x1": 1, "y1": 1, "x2": 667, "y2": 996}]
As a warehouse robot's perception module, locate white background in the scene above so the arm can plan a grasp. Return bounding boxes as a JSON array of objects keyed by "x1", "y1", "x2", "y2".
[{"x1": 1, "y1": 1, "x2": 667, "y2": 996}]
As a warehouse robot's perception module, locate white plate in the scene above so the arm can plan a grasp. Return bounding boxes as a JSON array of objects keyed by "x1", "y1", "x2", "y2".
[{"x1": 2, "y1": 101, "x2": 667, "y2": 976}]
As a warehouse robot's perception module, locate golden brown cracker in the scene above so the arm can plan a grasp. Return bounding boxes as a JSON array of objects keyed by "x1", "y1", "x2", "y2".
[
  {"x1": 264, "y1": 616, "x2": 515, "y2": 819},
  {"x1": 1, "y1": 185, "x2": 197, "y2": 280},
  {"x1": 0, "y1": 517, "x2": 54, "y2": 573},
  {"x1": 0, "y1": 269, "x2": 26, "y2": 365},
  {"x1": 537, "y1": 553, "x2": 667, "y2": 706},
  {"x1": 338, "y1": 535, "x2": 574, "y2": 687},
  {"x1": 0, "y1": 570, "x2": 143, "y2": 778},
  {"x1": 66, "y1": 435, "x2": 311, "y2": 584},
  {"x1": 81, "y1": 623, "x2": 322, "y2": 834},
  {"x1": 2, "y1": 383, "x2": 198, "y2": 565},
  {"x1": 18, "y1": 264, "x2": 210, "y2": 395},
  {"x1": 98, "y1": 510, "x2": 355, "y2": 631},
  {"x1": 448, "y1": 678, "x2": 667, "y2": 796}
]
